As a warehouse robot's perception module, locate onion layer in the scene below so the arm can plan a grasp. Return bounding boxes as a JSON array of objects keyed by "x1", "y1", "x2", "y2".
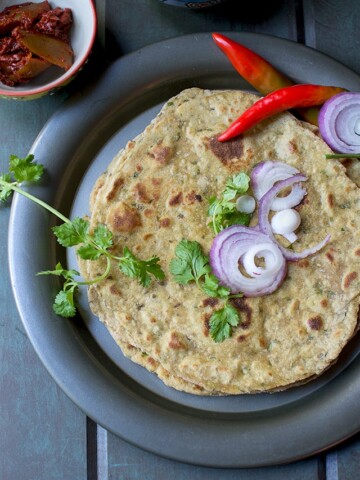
[
  {"x1": 209, "y1": 225, "x2": 287, "y2": 296},
  {"x1": 319, "y1": 92, "x2": 360, "y2": 153},
  {"x1": 251, "y1": 161, "x2": 307, "y2": 210},
  {"x1": 208, "y1": 163, "x2": 330, "y2": 297},
  {"x1": 258, "y1": 175, "x2": 330, "y2": 260}
]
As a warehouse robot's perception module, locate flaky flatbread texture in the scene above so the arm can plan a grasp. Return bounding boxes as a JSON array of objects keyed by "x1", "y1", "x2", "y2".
[{"x1": 79, "y1": 88, "x2": 360, "y2": 395}]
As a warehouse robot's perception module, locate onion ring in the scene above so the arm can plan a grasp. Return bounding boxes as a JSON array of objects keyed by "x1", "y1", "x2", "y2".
[
  {"x1": 251, "y1": 161, "x2": 307, "y2": 211},
  {"x1": 318, "y1": 92, "x2": 360, "y2": 153},
  {"x1": 258, "y1": 175, "x2": 330, "y2": 260},
  {"x1": 209, "y1": 225, "x2": 287, "y2": 296}
]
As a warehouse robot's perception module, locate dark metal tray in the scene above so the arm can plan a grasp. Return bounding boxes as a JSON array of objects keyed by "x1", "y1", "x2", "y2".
[{"x1": 9, "y1": 33, "x2": 360, "y2": 467}]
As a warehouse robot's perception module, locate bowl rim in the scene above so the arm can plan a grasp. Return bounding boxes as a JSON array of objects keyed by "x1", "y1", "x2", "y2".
[{"x1": 0, "y1": 0, "x2": 97, "y2": 98}]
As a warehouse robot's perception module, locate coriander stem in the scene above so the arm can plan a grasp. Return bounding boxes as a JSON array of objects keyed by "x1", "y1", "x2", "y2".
[
  {"x1": 212, "y1": 203, "x2": 220, "y2": 234},
  {"x1": 77, "y1": 257, "x2": 111, "y2": 286},
  {"x1": 325, "y1": 153, "x2": 360, "y2": 159},
  {"x1": 0, "y1": 179, "x2": 70, "y2": 224}
]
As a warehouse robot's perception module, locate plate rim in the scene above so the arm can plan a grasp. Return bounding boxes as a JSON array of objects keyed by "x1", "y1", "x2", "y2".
[{"x1": 8, "y1": 32, "x2": 360, "y2": 467}]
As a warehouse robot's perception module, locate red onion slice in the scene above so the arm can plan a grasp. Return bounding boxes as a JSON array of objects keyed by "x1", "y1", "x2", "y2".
[
  {"x1": 319, "y1": 92, "x2": 360, "y2": 153},
  {"x1": 251, "y1": 161, "x2": 307, "y2": 210},
  {"x1": 209, "y1": 225, "x2": 287, "y2": 296},
  {"x1": 258, "y1": 175, "x2": 330, "y2": 260}
]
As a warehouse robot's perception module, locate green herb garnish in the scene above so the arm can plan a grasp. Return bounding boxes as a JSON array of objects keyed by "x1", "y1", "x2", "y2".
[
  {"x1": 209, "y1": 303, "x2": 240, "y2": 343},
  {"x1": 0, "y1": 154, "x2": 43, "y2": 202},
  {"x1": 169, "y1": 239, "x2": 211, "y2": 287},
  {"x1": 208, "y1": 172, "x2": 251, "y2": 234},
  {"x1": 37, "y1": 263, "x2": 82, "y2": 318},
  {"x1": 118, "y1": 246, "x2": 165, "y2": 288},
  {"x1": 0, "y1": 154, "x2": 165, "y2": 317},
  {"x1": 325, "y1": 153, "x2": 360, "y2": 159},
  {"x1": 170, "y1": 239, "x2": 241, "y2": 342}
]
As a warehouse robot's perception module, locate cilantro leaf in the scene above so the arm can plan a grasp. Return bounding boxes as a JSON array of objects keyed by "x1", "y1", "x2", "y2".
[
  {"x1": 9, "y1": 154, "x2": 44, "y2": 183},
  {"x1": 93, "y1": 224, "x2": 113, "y2": 250},
  {"x1": 169, "y1": 256, "x2": 194, "y2": 285},
  {"x1": 0, "y1": 173, "x2": 14, "y2": 202},
  {"x1": 202, "y1": 273, "x2": 230, "y2": 298},
  {"x1": 207, "y1": 172, "x2": 251, "y2": 234},
  {"x1": 223, "y1": 172, "x2": 250, "y2": 201},
  {"x1": 169, "y1": 240, "x2": 211, "y2": 285},
  {"x1": 192, "y1": 247, "x2": 212, "y2": 280},
  {"x1": 222, "y1": 210, "x2": 251, "y2": 229},
  {"x1": 77, "y1": 243, "x2": 102, "y2": 260},
  {"x1": 54, "y1": 222, "x2": 113, "y2": 260},
  {"x1": 37, "y1": 262, "x2": 79, "y2": 318},
  {"x1": 119, "y1": 247, "x2": 165, "y2": 287},
  {"x1": 209, "y1": 303, "x2": 240, "y2": 342},
  {"x1": 53, "y1": 288, "x2": 77, "y2": 318},
  {"x1": 53, "y1": 217, "x2": 89, "y2": 247},
  {"x1": 0, "y1": 154, "x2": 44, "y2": 204}
]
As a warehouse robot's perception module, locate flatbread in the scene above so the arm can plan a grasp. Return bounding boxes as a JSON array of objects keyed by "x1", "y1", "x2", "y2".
[{"x1": 79, "y1": 88, "x2": 360, "y2": 395}]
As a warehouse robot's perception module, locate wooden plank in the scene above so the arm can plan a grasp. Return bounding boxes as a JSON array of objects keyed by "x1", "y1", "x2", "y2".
[
  {"x1": 303, "y1": 0, "x2": 360, "y2": 74},
  {"x1": 106, "y1": 431, "x2": 323, "y2": 480},
  {"x1": 327, "y1": 433, "x2": 360, "y2": 480},
  {"x1": 106, "y1": 0, "x2": 299, "y2": 56},
  {"x1": 0, "y1": 95, "x2": 87, "y2": 480}
]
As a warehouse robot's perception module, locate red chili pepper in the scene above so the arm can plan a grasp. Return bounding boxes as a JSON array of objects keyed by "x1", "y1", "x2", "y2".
[
  {"x1": 212, "y1": 33, "x2": 321, "y2": 126},
  {"x1": 213, "y1": 32, "x2": 293, "y2": 94},
  {"x1": 217, "y1": 84, "x2": 346, "y2": 142}
]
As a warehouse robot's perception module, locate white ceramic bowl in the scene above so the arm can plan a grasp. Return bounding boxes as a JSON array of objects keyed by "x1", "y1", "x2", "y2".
[{"x1": 0, "y1": 0, "x2": 97, "y2": 100}]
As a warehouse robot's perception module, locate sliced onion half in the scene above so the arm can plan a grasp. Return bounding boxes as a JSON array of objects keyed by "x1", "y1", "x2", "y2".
[
  {"x1": 319, "y1": 92, "x2": 360, "y2": 153},
  {"x1": 251, "y1": 161, "x2": 307, "y2": 211},
  {"x1": 209, "y1": 225, "x2": 287, "y2": 296},
  {"x1": 258, "y1": 175, "x2": 330, "y2": 260}
]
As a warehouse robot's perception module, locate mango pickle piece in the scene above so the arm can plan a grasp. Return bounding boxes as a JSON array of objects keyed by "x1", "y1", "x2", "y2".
[
  {"x1": 16, "y1": 28, "x2": 73, "y2": 70},
  {"x1": 9, "y1": 56, "x2": 51, "y2": 83},
  {"x1": 0, "y1": 1, "x2": 50, "y2": 35}
]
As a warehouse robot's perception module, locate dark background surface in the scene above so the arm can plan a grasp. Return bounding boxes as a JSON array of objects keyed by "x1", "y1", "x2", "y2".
[{"x1": 1, "y1": 0, "x2": 360, "y2": 478}]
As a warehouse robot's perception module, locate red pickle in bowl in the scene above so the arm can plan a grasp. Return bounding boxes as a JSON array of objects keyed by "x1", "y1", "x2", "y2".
[{"x1": 0, "y1": 1, "x2": 73, "y2": 87}]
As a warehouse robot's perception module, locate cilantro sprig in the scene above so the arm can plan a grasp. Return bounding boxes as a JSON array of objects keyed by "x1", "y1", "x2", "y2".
[
  {"x1": 37, "y1": 263, "x2": 85, "y2": 318},
  {"x1": 208, "y1": 172, "x2": 251, "y2": 234},
  {"x1": 170, "y1": 239, "x2": 242, "y2": 342},
  {"x1": 0, "y1": 154, "x2": 165, "y2": 318},
  {"x1": 1, "y1": 154, "x2": 43, "y2": 202}
]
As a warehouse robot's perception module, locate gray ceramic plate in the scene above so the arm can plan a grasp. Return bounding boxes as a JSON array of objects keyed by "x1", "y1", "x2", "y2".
[{"x1": 8, "y1": 33, "x2": 360, "y2": 467}]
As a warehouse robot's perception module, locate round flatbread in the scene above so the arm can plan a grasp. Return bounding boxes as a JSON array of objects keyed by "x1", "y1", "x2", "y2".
[{"x1": 79, "y1": 88, "x2": 360, "y2": 395}]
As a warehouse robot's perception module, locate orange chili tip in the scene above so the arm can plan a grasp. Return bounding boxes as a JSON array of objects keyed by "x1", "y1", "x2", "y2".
[{"x1": 217, "y1": 84, "x2": 347, "y2": 142}]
